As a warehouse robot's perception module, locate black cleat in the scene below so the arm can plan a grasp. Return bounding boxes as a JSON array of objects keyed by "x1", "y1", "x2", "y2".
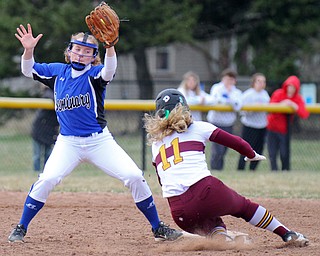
[
  {"x1": 152, "y1": 221, "x2": 183, "y2": 241},
  {"x1": 8, "y1": 224, "x2": 27, "y2": 243}
]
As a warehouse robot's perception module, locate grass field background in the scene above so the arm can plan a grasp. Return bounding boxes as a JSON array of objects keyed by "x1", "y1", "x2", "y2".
[{"x1": 1, "y1": 133, "x2": 319, "y2": 199}]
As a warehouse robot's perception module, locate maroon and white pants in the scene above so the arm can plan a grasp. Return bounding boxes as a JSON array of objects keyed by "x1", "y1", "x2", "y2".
[{"x1": 167, "y1": 176, "x2": 259, "y2": 236}]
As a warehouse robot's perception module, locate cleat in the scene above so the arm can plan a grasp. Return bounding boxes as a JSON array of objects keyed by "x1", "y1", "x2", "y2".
[
  {"x1": 8, "y1": 224, "x2": 26, "y2": 243},
  {"x1": 152, "y1": 221, "x2": 183, "y2": 241},
  {"x1": 208, "y1": 226, "x2": 234, "y2": 242},
  {"x1": 282, "y1": 231, "x2": 309, "y2": 247}
]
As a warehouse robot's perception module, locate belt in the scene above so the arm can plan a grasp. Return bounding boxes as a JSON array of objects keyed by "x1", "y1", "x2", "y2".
[{"x1": 78, "y1": 130, "x2": 103, "y2": 137}]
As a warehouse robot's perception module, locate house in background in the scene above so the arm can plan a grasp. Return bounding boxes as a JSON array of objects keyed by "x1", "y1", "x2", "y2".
[
  {"x1": 109, "y1": 36, "x2": 252, "y2": 99},
  {"x1": 3, "y1": 36, "x2": 318, "y2": 102}
]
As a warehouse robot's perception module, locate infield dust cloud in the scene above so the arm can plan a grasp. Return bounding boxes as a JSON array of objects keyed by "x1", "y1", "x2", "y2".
[{"x1": 154, "y1": 236, "x2": 255, "y2": 253}]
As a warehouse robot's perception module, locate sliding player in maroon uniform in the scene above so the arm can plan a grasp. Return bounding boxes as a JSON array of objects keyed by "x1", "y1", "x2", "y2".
[{"x1": 143, "y1": 88, "x2": 309, "y2": 247}]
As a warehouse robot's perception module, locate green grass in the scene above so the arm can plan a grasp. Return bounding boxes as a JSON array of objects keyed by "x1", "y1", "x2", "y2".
[
  {"x1": 0, "y1": 135, "x2": 33, "y2": 171},
  {"x1": 0, "y1": 133, "x2": 320, "y2": 199},
  {"x1": 211, "y1": 170, "x2": 320, "y2": 199},
  {"x1": 1, "y1": 167, "x2": 319, "y2": 199}
]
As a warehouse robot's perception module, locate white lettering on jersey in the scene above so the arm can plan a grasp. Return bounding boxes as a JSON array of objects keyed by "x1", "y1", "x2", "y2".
[{"x1": 55, "y1": 93, "x2": 91, "y2": 112}]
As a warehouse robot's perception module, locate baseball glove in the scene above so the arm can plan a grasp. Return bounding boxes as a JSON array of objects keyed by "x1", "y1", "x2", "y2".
[{"x1": 85, "y1": 2, "x2": 120, "y2": 48}]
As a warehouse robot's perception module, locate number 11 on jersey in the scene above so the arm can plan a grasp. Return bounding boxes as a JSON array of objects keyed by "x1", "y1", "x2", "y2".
[{"x1": 159, "y1": 138, "x2": 183, "y2": 171}]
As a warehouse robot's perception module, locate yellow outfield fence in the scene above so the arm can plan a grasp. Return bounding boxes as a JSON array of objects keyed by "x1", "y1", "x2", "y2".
[
  {"x1": 0, "y1": 97, "x2": 319, "y2": 171},
  {"x1": 0, "y1": 97, "x2": 320, "y2": 113}
]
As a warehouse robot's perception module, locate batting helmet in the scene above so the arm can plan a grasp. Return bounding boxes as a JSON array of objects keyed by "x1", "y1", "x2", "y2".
[{"x1": 155, "y1": 89, "x2": 188, "y2": 118}]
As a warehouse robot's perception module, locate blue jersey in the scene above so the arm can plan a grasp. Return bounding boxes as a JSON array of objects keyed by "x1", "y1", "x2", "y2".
[{"x1": 32, "y1": 62, "x2": 110, "y2": 136}]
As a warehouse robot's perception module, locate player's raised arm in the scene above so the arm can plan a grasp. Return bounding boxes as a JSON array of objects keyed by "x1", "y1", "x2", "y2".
[
  {"x1": 15, "y1": 23, "x2": 43, "y2": 60},
  {"x1": 101, "y1": 46, "x2": 117, "y2": 82}
]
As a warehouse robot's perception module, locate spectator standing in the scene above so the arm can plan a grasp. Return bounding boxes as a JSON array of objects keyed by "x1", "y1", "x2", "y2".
[
  {"x1": 31, "y1": 86, "x2": 59, "y2": 172},
  {"x1": 237, "y1": 73, "x2": 270, "y2": 171},
  {"x1": 267, "y1": 75, "x2": 309, "y2": 171},
  {"x1": 177, "y1": 71, "x2": 212, "y2": 121},
  {"x1": 207, "y1": 68, "x2": 242, "y2": 170}
]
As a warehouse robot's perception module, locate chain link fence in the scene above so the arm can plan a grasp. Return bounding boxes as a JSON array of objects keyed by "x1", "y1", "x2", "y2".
[{"x1": 0, "y1": 100, "x2": 319, "y2": 173}]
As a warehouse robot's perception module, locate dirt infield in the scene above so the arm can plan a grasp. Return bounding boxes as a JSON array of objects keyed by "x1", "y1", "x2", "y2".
[{"x1": 1, "y1": 192, "x2": 319, "y2": 256}]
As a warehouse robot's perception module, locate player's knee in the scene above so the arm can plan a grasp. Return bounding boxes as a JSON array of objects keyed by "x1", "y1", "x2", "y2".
[
  {"x1": 127, "y1": 175, "x2": 152, "y2": 203},
  {"x1": 123, "y1": 170, "x2": 144, "y2": 186},
  {"x1": 29, "y1": 177, "x2": 61, "y2": 202}
]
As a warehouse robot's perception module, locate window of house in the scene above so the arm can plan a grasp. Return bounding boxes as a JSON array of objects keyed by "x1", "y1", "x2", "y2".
[
  {"x1": 149, "y1": 46, "x2": 175, "y2": 75},
  {"x1": 156, "y1": 48, "x2": 169, "y2": 71}
]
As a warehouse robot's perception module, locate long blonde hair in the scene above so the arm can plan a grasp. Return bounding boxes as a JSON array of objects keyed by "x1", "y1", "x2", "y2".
[
  {"x1": 178, "y1": 71, "x2": 201, "y2": 95},
  {"x1": 64, "y1": 32, "x2": 101, "y2": 65},
  {"x1": 143, "y1": 105, "x2": 193, "y2": 144}
]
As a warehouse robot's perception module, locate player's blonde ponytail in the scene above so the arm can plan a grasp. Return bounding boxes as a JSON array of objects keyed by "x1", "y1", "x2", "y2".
[{"x1": 144, "y1": 105, "x2": 193, "y2": 144}]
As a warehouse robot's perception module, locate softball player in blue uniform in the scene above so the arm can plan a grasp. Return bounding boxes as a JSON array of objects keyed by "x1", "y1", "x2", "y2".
[{"x1": 9, "y1": 23, "x2": 182, "y2": 243}]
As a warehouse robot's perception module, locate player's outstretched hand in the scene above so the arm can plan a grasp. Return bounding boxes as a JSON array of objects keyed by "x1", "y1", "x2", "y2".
[
  {"x1": 15, "y1": 23, "x2": 43, "y2": 50},
  {"x1": 244, "y1": 151, "x2": 266, "y2": 162}
]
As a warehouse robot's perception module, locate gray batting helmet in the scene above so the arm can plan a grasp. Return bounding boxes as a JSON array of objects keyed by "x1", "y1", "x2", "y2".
[{"x1": 155, "y1": 89, "x2": 188, "y2": 118}]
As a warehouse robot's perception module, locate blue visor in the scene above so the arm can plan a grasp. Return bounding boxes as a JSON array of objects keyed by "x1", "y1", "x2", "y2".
[{"x1": 70, "y1": 40, "x2": 98, "y2": 49}]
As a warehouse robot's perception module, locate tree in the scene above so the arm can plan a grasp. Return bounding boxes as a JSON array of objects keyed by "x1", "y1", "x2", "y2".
[
  {"x1": 0, "y1": 0, "x2": 94, "y2": 78},
  {"x1": 191, "y1": 0, "x2": 254, "y2": 78},
  {"x1": 241, "y1": 0, "x2": 320, "y2": 80},
  {"x1": 192, "y1": 0, "x2": 320, "y2": 81},
  {"x1": 3, "y1": 1, "x2": 318, "y2": 94},
  {"x1": 193, "y1": 0, "x2": 253, "y2": 39},
  {"x1": 1, "y1": 0, "x2": 201, "y2": 99},
  {"x1": 111, "y1": 0, "x2": 201, "y2": 99}
]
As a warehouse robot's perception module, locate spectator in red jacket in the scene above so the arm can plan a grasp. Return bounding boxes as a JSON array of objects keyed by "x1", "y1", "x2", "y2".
[{"x1": 267, "y1": 75, "x2": 309, "y2": 171}]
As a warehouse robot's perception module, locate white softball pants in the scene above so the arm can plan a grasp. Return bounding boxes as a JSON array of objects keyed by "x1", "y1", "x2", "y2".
[{"x1": 29, "y1": 127, "x2": 152, "y2": 203}]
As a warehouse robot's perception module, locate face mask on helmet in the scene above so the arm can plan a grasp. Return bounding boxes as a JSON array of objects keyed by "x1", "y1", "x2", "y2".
[
  {"x1": 68, "y1": 32, "x2": 98, "y2": 71},
  {"x1": 70, "y1": 61, "x2": 87, "y2": 71},
  {"x1": 155, "y1": 89, "x2": 188, "y2": 119}
]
